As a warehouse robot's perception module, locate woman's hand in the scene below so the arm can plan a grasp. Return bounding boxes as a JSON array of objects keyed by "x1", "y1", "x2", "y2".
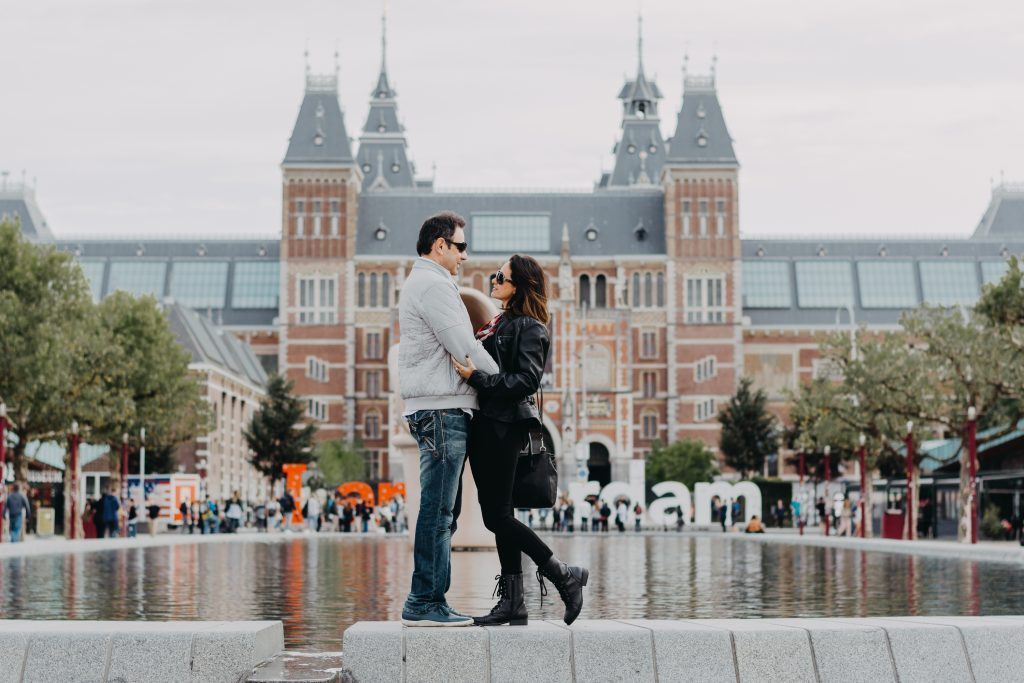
[{"x1": 452, "y1": 354, "x2": 476, "y2": 379}]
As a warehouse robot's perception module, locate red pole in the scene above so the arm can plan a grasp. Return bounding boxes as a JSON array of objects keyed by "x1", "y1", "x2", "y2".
[
  {"x1": 0, "y1": 402, "x2": 7, "y2": 544},
  {"x1": 798, "y1": 450, "x2": 805, "y2": 536},
  {"x1": 905, "y1": 422, "x2": 914, "y2": 541},
  {"x1": 968, "y1": 407, "x2": 978, "y2": 545},
  {"x1": 859, "y1": 436, "x2": 868, "y2": 539},
  {"x1": 69, "y1": 422, "x2": 80, "y2": 540},
  {"x1": 121, "y1": 434, "x2": 129, "y2": 538},
  {"x1": 823, "y1": 447, "x2": 831, "y2": 537}
]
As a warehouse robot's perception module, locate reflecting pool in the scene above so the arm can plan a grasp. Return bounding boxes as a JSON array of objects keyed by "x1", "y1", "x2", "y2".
[{"x1": 2, "y1": 533, "x2": 1021, "y2": 650}]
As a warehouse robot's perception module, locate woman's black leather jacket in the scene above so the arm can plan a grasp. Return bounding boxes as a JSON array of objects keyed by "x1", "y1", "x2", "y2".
[{"x1": 467, "y1": 314, "x2": 549, "y2": 425}]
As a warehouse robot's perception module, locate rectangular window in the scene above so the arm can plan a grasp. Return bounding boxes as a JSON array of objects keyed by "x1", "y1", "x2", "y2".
[
  {"x1": 364, "y1": 412, "x2": 381, "y2": 440},
  {"x1": 77, "y1": 259, "x2": 107, "y2": 302},
  {"x1": 108, "y1": 260, "x2": 168, "y2": 299},
  {"x1": 306, "y1": 398, "x2": 328, "y2": 422},
  {"x1": 715, "y1": 199, "x2": 726, "y2": 236},
  {"x1": 695, "y1": 399, "x2": 716, "y2": 422},
  {"x1": 295, "y1": 199, "x2": 305, "y2": 237},
  {"x1": 794, "y1": 261, "x2": 854, "y2": 308},
  {"x1": 365, "y1": 450, "x2": 382, "y2": 480},
  {"x1": 366, "y1": 371, "x2": 381, "y2": 399},
  {"x1": 306, "y1": 357, "x2": 328, "y2": 383},
  {"x1": 742, "y1": 261, "x2": 791, "y2": 308},
  {"x1": 366, "y1": 332, "x2": 382, "y2": 359},
  {"x1": 699, "y1": 199, "x2": 708, "y2": 236},
  {"x1": 640, "y1": 331, "x2": 657, "y2": 359},
  {"x1": 686, "y1": 277, "x2": 726, "y2": 323},
  {"x1": 296, "y1": 276, "x2": 336, "y2": 324},
  {"x1": 695, "y1": 357, "x2": 717, "y2": 383},
  {"x1": 981, "y1": 260, "x2": 1009, "y2": 285},
  {"x1": 472, "y1": 214, "x2": 550, "y2": 252},
  {"x1": 232, "y1": 261, "x2": 279, "y2": 308},
  {"x1": 857, "y1": 261, "x2": 918, "y2": 309},
  {"x1": 642, "y1": 413, "x2": 658, "y2": 439},
  {"x1": 169, "y1": 261, "x2": 229, "y2": 308},
  {"x1": 641, "y1": 371, "x2": 656, "y2": 398},
  {"x1": 919, "y1": 261, "x2": 979, "y2": 306},
  {"x1": 682, "y1": 200, "x2": 691, "y2": 237}
]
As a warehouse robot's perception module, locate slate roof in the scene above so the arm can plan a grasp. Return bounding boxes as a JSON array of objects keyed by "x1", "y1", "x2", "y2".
[
  {"x1": 972, "y1": 184, "x2": 1024, "y2": 238},
  {"x1": 0, "y1": 184, "x2": 55, "y2": 241},
  {"x1": 282, "y1": 75, "x2": 354, "y2": 166},
  {"x1": 356, "y1": 189, "x2": 666, "y2": 257},
  {"x1": 166, "y1": 302, "x2": 268, "y2": 387},
  {"x1": 606, "y1": 121, "x2": 667, "y2": 188},
  {"x1": 666, "y1": 75, "x2": 738, "y2": 166}
]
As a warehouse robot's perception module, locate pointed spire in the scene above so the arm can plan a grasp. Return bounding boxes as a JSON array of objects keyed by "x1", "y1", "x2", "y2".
[
  {"x1": 373, "y1": 6, "x2": 396, "y2": 99},
  {"x1": 636, "y1": 13, "x2": 644, "y2": 75}
]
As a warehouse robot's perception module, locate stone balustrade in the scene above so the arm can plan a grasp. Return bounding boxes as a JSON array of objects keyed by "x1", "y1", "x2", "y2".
[
  {"x1": 342, "y1": 616, "x2": 1024, "y2": 682},
  {"x1": 0, "y1": 620, "x2": 283, "y2": 683}
]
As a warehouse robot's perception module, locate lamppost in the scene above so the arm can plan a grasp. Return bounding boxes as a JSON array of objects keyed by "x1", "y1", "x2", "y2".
[
  {"x1": 0, "y1": 402, "x2": 7, "y2": 544},
  {"x1": 121, "y1": 433, "x2": 129, "y2": 538},
  {"x1": 798, "y1": 448, "x2": 805, "y2": 536},
  {"x1": 69, "y1": 420, "x2": 80, "y2": 540},
  {"x1": 858, "y1": 433, "x2": 867, "y2": 539},
  {"x1": 823, "y1": 445, "x2": 831, "y2": 536},
  {"x1": 138, "y1": 427, "x2": 146, "y2": 509},
  {"x1": 905, "y1": 421, "x2": 914, "y2": 541},
  {"x1": 967, "y1": 406, "x2": 978, "y2": 544}
]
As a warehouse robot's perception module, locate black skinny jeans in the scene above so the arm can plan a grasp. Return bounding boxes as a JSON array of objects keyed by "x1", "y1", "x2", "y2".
[{"x1": 469, "y1": 416, "x2": 553, "y2": 574}]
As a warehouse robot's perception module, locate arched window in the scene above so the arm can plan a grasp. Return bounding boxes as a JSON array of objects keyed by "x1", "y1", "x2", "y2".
[
  {"x1": 381, "y1": 272, "x2": 390, "y2": 308},
  {"x1": 632, "y1": 273, "x2": 641, "y2": 307},
  {"x1": 357, "y1": 273, "x2": 366, "y2": 308},
  {"x1": 594, "y1": 274, "x2": 607, "y2": 308},
  {"x1": 644, "y1": 273, "x2": 653, "y2": 307},
  {"x1": 364, "y1": 410, "x2": 381, "y2": 440},
  {"x1": 656, "y1": 272, "x2": 665, "y2": 307},
  {"x1": 369, "y1": 273, "x2": 378, "y2": 308},
  {"x1": 579, "y1": 274, "x2": 591, "y2": 308}
]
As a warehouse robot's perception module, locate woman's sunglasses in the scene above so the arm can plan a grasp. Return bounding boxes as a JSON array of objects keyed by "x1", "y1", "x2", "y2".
[
  {"x1": 444, "y1": 238, "x2": 468, "y2": 253},
  {"x1": 493, "y1": 270, "x2": 514, "y2": 286}
]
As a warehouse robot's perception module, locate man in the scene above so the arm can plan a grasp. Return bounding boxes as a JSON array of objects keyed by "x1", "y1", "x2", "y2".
[
  {"x1": 279, "y1": 490, "x2": 296, "y2": 532},
  {"x1": 398, "y1": 211, "x2": 498, "y2": 627},
  {"x1": 101, "y1": 487, "x2": 120, "y2": 538},
  {"x1": 146, "y1": 497, "x2": 161, "y2": 536},
  {"x1": 4, "y1": 482, "x2": 31, "y2": 543}
]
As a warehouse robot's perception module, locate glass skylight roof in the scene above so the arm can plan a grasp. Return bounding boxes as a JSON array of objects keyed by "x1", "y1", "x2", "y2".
[
  {"x1": 981, "y1": 260, "x2": 1010, "y2": 286},
  {"x1": 232, "y1": 261, "x2": 280, "y2": 309},
  {"x1": 108, "y1": 260, "x2": 168, "y2": 299},
  {"x1": 472, "y1": 214, "x2": 550, "y2": 252},
  {"x1": 919, "y1": 261, "x2": 979, "y2": 306},
  {"x1": 77, "y1": 260, "x2": 106, "y2": 302},
  {"x1": 742, "y1": 261, "x2": 791, "y2": 308},
  {"x1": 170, "y1": 261, "x2": 229, "y2": 308},
  {"x1": 794, "y1": 261, "x2": 854, "y2": 308},
  {"x1": 857, "y1": 260, "x2": 918, "y2": 309}
]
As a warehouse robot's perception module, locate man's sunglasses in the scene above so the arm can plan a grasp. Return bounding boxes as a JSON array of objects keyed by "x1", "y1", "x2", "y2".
[
  {"x1": 444, "y1": 238, "x2": 468, "y2": 253},
  {"x1": 493, "y1": 270, "x2": 514, "y2": 286}
]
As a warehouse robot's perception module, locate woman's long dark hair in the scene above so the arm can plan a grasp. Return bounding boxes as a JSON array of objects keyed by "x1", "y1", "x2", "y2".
[{"x1": 504, "y1": 254, "x2": 549, "y2": 324}]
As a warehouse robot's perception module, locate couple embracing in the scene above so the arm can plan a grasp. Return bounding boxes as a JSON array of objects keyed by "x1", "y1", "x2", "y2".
[{"x1": 397, "y1": 211, "x2": 589, "y2": 627}]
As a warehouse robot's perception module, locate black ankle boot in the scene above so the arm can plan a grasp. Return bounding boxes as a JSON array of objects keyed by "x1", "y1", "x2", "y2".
[
  {"x1": 473, "y1": 573, "x2": 528, "y2": 626},
  {"x1": 537, "y1": 555, "x2": 589, "y2": 625}
]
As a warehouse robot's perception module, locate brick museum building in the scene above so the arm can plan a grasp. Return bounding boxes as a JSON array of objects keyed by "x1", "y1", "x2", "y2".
[{"x1": 5, "y1": 21, "x2": 1023, "y2": 490}]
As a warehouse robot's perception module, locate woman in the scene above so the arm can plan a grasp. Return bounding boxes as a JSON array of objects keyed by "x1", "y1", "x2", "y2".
[{"x1": 452, "y1": 254, "x2": 589, "y2": 626}]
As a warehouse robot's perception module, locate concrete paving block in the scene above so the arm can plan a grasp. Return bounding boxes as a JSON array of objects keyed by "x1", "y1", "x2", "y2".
[
  {"x1": 107, "y1": 628, "x2": 195, "y2": 683},
  {"x1": 485, "y1": 621, "x2": 571, "y2": 683},
  {"x1": 768, "y1": 618, "x2": 896, "y2": 683},
  {"x1": 700, "y1": 619, "x2": 816, "y2": 683},
  {"x1": 22, "y1": 629, "x2": 112, "y2": 683},
  {"x1": 191, "y1": 621, "x2": 285, "y2": 683},
  {"x1": 404, "y1": 624, "x2": 489, "y2": 683},
  {"x1": 621, "y1": 619, "x2": 736, "y2": 683},
  {"x1": 340, "y1": 622, "x2": 402, "y2": 683},
  {"x1": 568, "y1": 619, "x2": 655, "y2": 682},
  {"x1": 843, "y1": 618, "x2": 971, "y2": 683},
  {"x1": 904, "y1": 616, "x2": 1024, "y2": 683},
  {"x1": 247, "y1": 651, "x2": 344, "y2": 682},
  {"x1": 0, "y1": 630, "x2": 29, "y2": 683}
]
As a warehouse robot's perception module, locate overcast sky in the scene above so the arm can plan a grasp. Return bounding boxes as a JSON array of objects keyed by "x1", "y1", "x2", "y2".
[{"x1": 3, "y1": 0, "x2": 1023, "y2": 239}]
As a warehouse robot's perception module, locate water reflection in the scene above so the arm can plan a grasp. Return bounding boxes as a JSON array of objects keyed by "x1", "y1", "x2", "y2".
[{"x1": 1, "y1": 534, "x2": 1018, "y2": 649}]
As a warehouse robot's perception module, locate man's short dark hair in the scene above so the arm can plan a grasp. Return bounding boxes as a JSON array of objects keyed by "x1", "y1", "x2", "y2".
[{"x1": 416, "y1": 211, "x2": 466, "y2": 256}]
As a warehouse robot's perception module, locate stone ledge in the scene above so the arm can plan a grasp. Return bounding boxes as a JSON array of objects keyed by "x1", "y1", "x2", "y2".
[
  {"x1": 0, "y1": 620, "x2": 283, "y2": 683},
  {"x1": 341, "y1": 617, "x2": 1024, "y2": 682}
]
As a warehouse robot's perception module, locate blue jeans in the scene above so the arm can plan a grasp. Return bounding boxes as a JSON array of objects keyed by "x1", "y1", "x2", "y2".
[
  {"x1": 10, "y1": 512, "x2": 25, "y2": 542},
  {"x1": 403, "y1": 409, "x2": 470, "y2": 614}
]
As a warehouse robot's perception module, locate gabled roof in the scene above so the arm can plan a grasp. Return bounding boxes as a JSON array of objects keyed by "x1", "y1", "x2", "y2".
[
  {"x1": 166, "y1": 303, "x2": 267, "y2": 388},
  {"x1": 666, "y1": 74, "x2": 738, "y2": 166},
  {"x1": 282, "y1": 74, "x2": 354, "y2": 166},
  {"x1": 972, "y1": 183, "x2": 1024, "y2": 238}
]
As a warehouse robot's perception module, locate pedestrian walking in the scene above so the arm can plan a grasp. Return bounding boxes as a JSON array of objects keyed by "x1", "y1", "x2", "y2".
[
  {"x1": 146, "y1": 497, "x2": 161, "y2": 536},
  {"x1": 3, "y1": 483, "x2": 31, "y2": 543},
  {"x1": 226, "y1": 492, "x2": 243, "y2": 533},
  {"x1": 101, "y1": 487, "x2": 120, "y2": 538},
  {"x1": 633, "y1": 502, "x2": 643, "y2": 532}
]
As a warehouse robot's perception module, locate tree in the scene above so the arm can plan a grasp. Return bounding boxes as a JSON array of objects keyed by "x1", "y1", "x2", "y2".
[
  {"x1": 645, "y1": 439, "x2": 718, "y2": 489},
  {"x1": 92, "y1": 292, "x2": 212, "y2": 488},
  {"x1": 718, "y1": 377, "x2": 777, "y2": 479},
  {"x1": 315, "y1": 439, "x2": 367, "y2": 489},
  {"x1": 244, "y1": 374, "x2": 317, "y2": 483}
]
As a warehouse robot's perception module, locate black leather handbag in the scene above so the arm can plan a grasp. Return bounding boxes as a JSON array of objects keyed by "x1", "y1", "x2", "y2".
[{"x1": 512, "y1": 386, "x2": 558, "y2": 509}]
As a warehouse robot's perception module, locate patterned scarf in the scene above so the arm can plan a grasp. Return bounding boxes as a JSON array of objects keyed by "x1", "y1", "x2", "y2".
[{"x1": 475, "y1": 313, "x2": 503, "y2": 341}]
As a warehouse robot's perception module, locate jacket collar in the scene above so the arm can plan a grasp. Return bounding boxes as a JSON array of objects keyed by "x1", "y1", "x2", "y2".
[{"x1": 413, "y1": 256, "x2": 457, "y2": 287}]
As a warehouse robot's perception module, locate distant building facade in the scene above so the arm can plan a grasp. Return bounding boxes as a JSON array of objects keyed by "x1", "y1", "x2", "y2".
[{"x1": 8, "y1": 18, "x2": 1024, "y2": 487}]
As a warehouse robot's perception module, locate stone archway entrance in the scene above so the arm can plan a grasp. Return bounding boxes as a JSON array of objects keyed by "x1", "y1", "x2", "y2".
[{"x1": 587, "y1": 442, "x2": 611, "y2": 488}]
